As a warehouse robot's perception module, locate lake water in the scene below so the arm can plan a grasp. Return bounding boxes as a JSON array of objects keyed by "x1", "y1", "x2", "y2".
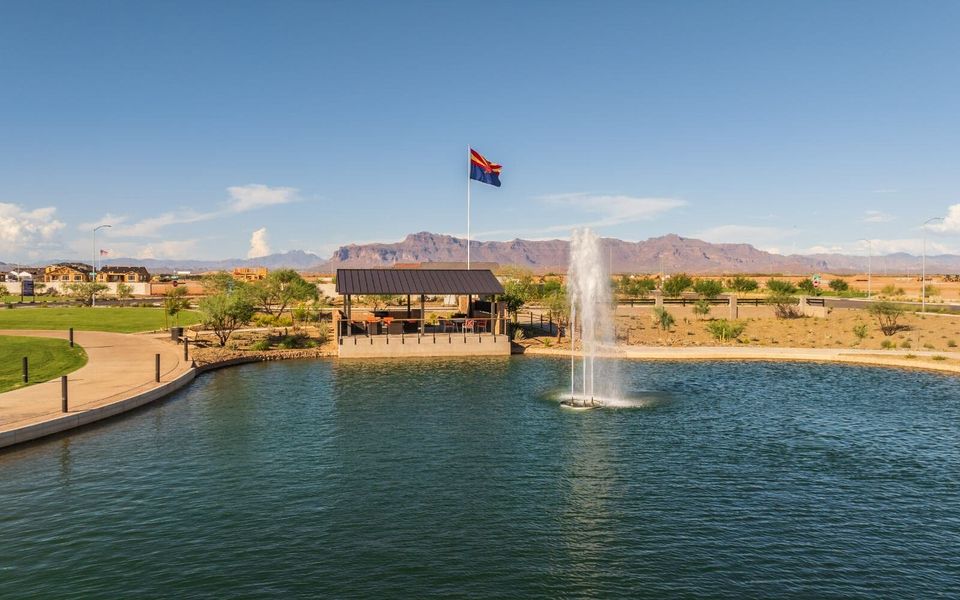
[{"x1": 1, "y1": 357, "x2": 958, "y2": 598}]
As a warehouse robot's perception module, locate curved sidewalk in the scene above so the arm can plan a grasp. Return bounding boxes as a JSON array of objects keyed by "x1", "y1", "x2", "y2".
[{"x1": 0, "y1": 330, "x2": 195, "y2": 449}]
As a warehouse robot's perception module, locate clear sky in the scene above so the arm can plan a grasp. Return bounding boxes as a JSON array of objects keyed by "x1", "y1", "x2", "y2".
[{"x1": 2, "y1": 0, "x2": 960, "y2": 262}]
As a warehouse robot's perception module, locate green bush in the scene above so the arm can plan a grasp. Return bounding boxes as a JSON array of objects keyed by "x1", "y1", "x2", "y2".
[
  {"x1": 933, "y1": 355, "x2": 947, "y2": 361},
  {"x1": 727, "y1": 276, "x2": 758, "y2": 295},
  {"x1": 653, "y1": 307, "x2": 675, "y2": 331},
  {"x1": 693, "y1": 279, "x2": 723, "y2": 299},
  {"x1": 869, "y1": 301, "x2": 905, "y2": 336},
  {"x1": 662, "y1": 274, "x2": 693, "y2": 298},
  {"x1": 251, "y1": 340, "x2": 271, "y2": 351},
  {"x1": 706, "y1": 319, "x2": 745, "y2": 342},
  {"x1": 766, "y1": 279, "x2": 797, "y2": 294},
  {"x1": 900, "y1": 340, "x2": 912, "y2": 349},
  {"x1": 881, "y1": 339, "x2": 896, "y2": 349},
  {"x1": 852, "y1": 323, "x2": 868, "y2": 342},
  {"x1": 692, "y1": 299, "x2": 711, "y2": 319},
  {"x1": 828, "y1": 279, "x2": 849, "y2": 292},
  {"x1": 948, "y1": 339, "x2": 957, "y2": 348}
]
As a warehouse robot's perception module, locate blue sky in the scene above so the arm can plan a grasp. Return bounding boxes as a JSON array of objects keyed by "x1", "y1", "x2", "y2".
[{"x1": 2, "y1": 0, "x2": 960, "y2": 262}]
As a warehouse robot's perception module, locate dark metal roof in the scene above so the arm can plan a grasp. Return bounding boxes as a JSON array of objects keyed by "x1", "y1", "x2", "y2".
[{"x1": 336, "y1": 269, "x2": 504, "y2": 295}]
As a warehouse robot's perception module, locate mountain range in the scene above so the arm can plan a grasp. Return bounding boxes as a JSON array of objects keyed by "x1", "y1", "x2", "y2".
[{"x1": 6, "y1": 232, "x2": 960, "y2": 275}]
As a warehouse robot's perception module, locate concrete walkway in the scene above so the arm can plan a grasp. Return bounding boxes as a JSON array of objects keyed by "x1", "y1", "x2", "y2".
[{"x1": 0, "y1": 330, "x2": 194, "y2": 448}]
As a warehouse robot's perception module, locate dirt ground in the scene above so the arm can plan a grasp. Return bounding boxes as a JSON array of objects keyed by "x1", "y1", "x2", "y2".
[{"x1": 608, "y1": 304, "x2": 960, "y2": 351}]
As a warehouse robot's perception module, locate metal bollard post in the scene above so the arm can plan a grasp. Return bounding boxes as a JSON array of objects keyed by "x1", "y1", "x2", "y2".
[
  {"x1": 22, "y1": 356, "x2": 28, "y2": 383},
  {"x1": 69, "y1": 327, "x2": 74, "y2": 348},
  {"x1": 61, "y1": 376, "x2": 68, "y2": 412},
  {"x1": 183, "y1": 337, "x2": 189, "y2": 361},
  {"x1": 155, "y1": 353, "x2": 160, "y2": 383}
]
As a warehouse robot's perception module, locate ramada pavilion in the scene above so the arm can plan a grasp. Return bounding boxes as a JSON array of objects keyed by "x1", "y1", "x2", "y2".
[{"x1": 334, "y1": 268, "x2": 511, "y2": 358}]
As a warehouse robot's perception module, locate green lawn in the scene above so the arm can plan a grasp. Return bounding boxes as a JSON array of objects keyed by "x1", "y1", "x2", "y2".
[
  {"x1": 0, "y1": 336, "x2": 88, "y2": 393},
  {"x1": 0, "y1": 307, "x2": 201, "y2": 333},
  {"x1": 2, "y1": 295, "x2": 60, "y2": 304}
]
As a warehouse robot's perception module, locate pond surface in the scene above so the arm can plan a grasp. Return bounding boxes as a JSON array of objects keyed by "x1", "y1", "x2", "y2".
[{"x1": 1, "y1": 357, "x2": 959, "y2": 598}]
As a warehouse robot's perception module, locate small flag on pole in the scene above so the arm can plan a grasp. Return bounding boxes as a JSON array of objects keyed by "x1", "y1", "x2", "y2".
[
  {"x1": 100, "y1": 249, "x2": 109, "y2": 256},
  {"x1": 469, "y1": 149, "x2": 502, "y2": 187}
]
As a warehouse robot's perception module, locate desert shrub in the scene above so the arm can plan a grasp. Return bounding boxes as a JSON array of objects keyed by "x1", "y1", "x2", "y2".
[
  {"x1": 828, "y1": 279, "x2": 849, "y2": 292},
  {"x1": 797, "y1": 278, "x2": 818, "y2": 295},
  {"x1": 251, "y1": 339, "x2": 271, "y2": 351},
  {"x1": 693, "y1": 299, "x2": 711, "y2": 319},
  {"x1": 662, "y1": 274, "x2": 693, "y2": 298},
  {"x1": 881, "y1": 339, "x2": 896, "y2": 349},
  {"x1": 900, "y1": 340, "x2": 912, "y2": 349},
  {"x1": 767, "y1": 292, "x2": 801, "y2": 319},
  {"x1": 653, "y1": 307, "x2": 675, "y2": 331},
  {"x1": 706, "y1": 319, "x2": 745, "y2": 342},
  {"x1": 905, "y1": 354, "x2": 917, "y2": 359},
  {"x1": 316, "y1": 321, "x2": 330, "y2": 345},
  {"x1": 924, "y1": 284, "x2": 940, "y2": 297},
  {"x1": 852, "y1": 323, "x2": 868, "y2": 342},
  {"x1": 933, "y1": 355, "x2": 947, "y2": 361},
  {"x1": 880, "y1": 284, "x2": 905, "y2": 297},
  {"x1": 766, "y1": 279, "x2": 797, "y2": 294},
  {"x1": 948, "y1": 339, "x2": 957, "y2": 348},
  {"x1": 727, "y1": 276, "x2": 758, "y2": 295},
  {"x1": 869, "y1": 301, "x2": 906, "y2": 336},
  {"x1": 512, "y1": 327, "x2": 525, "y2": 341},
  {"x1": 693, "y1": 279, "x2": 723, "y2": 299},
  {"x1": 923, "y1": 343, "x2": 935, "y2": 350}
]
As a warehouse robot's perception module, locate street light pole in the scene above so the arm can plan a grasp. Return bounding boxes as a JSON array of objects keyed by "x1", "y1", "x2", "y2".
[
  {"x1": 92, "y1": 224, "x2": 111, "y2": 307},
  {"x1": 859, "y1": 239, "x2": 872, "y2": 299},
  {"x1": 921, "y1": 217, "x2": 943, "y2": 313}
]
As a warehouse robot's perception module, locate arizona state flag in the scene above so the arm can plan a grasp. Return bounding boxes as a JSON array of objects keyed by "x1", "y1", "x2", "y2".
[{"x1": 469, "y1": 148, "x2": 502, "y2": 187}]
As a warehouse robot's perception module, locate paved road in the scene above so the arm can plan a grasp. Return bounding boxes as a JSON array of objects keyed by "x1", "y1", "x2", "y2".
[{"x1": 0, "y1": 330, "x2": 191, "y2": 434}]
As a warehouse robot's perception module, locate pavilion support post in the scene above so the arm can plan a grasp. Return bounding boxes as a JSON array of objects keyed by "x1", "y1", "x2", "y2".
[
  {"x1": 420, "y1": 294, "x2": 425, "y2": 334},
  {"x1": 346, "y1": 295, "x2": 352, "y2": 337},
  {"x1": 406, "y1": 295, "x2": 411, "y2": 318}
]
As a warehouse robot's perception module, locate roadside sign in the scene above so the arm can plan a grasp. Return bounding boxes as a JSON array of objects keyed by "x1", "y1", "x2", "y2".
[{"x1": 22, "y1": 279, "x2": 34, "y2": 296}]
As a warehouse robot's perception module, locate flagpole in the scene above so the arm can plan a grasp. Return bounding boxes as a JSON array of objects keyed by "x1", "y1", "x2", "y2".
[{"x1": 466, "y1": 144, "x2": 471, "y2": 270}]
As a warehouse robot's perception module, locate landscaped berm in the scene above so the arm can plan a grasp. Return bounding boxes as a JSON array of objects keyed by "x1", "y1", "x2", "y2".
[{"x1": 0, "y1": 335, "x2": 87, "y2": 393}]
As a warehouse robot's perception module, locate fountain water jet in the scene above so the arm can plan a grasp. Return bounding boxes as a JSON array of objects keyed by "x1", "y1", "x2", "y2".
[{"x1": 563, "y1": 228, "x2": 620, "y2": 408}]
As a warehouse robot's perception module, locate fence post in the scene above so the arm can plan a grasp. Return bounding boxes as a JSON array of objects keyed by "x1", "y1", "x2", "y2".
[
  {"x1": 69, "y1": 327, "x2": 74, "y2": 348},
  {"x1": 61, "y1": 376, "x2": 68, "y2": 412},
  {"x1": 22, "y1": 356, "x2": 28, "y2": 383},
  {"x1": 155, "y1": 353, "x2": 160, "y2": 383}
]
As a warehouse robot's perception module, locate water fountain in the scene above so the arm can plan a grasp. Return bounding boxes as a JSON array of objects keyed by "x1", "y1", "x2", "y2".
[{"x1": 562, "y1": 228, "x2": 619, "y2": 409}]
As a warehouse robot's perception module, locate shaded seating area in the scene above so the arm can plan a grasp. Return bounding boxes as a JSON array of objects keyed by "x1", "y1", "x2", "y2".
[{"x1": 335, "y1": 268, "x2": 506, "y2": 342}]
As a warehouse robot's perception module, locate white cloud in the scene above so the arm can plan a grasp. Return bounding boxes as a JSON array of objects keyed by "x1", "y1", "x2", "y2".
[
  {"x1": 226, "y1": 184, "x2": 298, "y2": 212},
  {"x1": 863, "y1": 210, "x2": 895, "y2": 223},
  {"x1": 540, "y1": 193, "x2": 685, "y2": 228},
  {"x1": 0, "y1": 203, "x2": 66, "y2": 254},
  {"x1": 927, "y1": 203, "x2": 960, "y2": 234},
  {"x1": 247, "y1": 228, "x2": 271, "y2": 258},
  {"x1": 79, "y1": 184, "x2": 299, "y2": 240},
  {"x1": 801, "y1": 238, "x2": 955, "y2": 256}
]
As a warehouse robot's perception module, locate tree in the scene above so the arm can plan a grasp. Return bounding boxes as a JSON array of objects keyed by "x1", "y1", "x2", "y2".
[
  {"x1": 544, "y1": 288, "x2": 569, "y2": 342},
  {"x1": 249, "y1": 269, "x2": 318, "y2": 319},
  {"x1": 662, "y1": 273, "x2": 693, "y2": 298},
  {"x1": 797, "y1": 278, "x2": 819, "y2": 295},
  {"x1": 116, "y1": 282, "x2": 133, "y2": 301},
  {"x1": 706, "y1": 319, "x2": 745, "y2": 342},
  {"x1": 65, "y1": 282, "x2": 108, "y2": 306},
  {"x1": 163, "y1": 287, "x2": 190, "y2": 328},
  {"x1": 869, "y1": 301, "x2": 905, "y2": 336},
  {"x1": 199, "y1": 290, "x2": 256, "y2": 346},
  {"x1": 693, "y1": 278, "x2": 723, "y2": 299},
  {"x1": 828, "y1": 279, "x2": 849, "y2": 292},
  {"x1": 653, "y1": 307, "x2": 675, "y2": 331},
  {"x1": 727, "y1": 276, "x2": 758, "y2": 295}
]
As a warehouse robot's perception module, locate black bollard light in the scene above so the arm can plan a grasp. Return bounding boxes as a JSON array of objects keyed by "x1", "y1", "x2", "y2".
[
  {"x1": 61, "y1": 376, "x2": 68, "y2": 412},
  {"x1": 69, "y1": 327, "x2": 74, "y2": 348},
  {"x1": 22, "y1": 356, "x2": 28, "y2": 383},
  {"x1": 155, "y1": 353, "x2": 161, "y2": 383}
]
